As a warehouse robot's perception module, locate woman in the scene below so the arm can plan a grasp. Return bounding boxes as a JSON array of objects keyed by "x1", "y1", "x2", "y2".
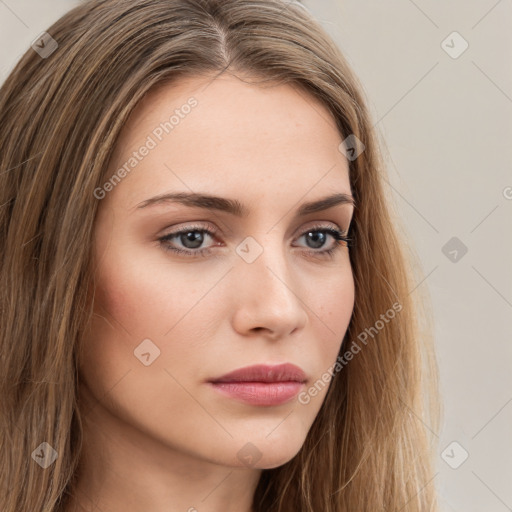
[{"x1": 0, "y1": 0, "x2": 439, "y2": 510}]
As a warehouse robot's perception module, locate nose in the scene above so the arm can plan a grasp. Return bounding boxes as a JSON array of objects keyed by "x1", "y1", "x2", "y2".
[{"x1": 230, "y1": 239, "x2": 308, "y2": 341}]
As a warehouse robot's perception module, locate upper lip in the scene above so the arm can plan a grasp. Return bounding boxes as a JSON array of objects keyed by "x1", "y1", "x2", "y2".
[{"x1": 209, "y1": 363, "x2": 307, "y2": 383}]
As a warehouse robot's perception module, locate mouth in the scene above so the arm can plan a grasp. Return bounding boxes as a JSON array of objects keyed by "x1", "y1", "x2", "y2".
[{"x1": 208, "y1": 363, "x2": 307, "y2": 406}]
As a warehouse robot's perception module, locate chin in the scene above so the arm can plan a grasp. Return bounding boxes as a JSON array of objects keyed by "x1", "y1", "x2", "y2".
[
  {"x1": 226, "y1": 429, "x2": 307, "y2": 470},
  {"x1": 252, "y1": 449, "x2": 303, "y2": 469}
]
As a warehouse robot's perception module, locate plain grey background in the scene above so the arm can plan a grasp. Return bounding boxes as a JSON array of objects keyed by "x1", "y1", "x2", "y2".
[{"x1": 1, "y1": 1, "x2": 511, "y2": 511}]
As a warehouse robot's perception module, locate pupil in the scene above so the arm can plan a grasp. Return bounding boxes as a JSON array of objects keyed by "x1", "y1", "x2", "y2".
[
  {"x1": 307, "y1": 231, "x2": 325, "y2": 249},
  {"x1": 182, "y1": 231, "x2": 203, "y2": 249}
]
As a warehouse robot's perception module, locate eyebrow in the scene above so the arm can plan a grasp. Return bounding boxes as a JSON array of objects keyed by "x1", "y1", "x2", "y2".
[{"x1": 133, "y1": 191, "x2": 355, "y2": 216}]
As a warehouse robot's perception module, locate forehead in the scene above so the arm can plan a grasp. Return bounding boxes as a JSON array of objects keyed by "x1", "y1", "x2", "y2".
[{"x1": 105, "y1": 73, "x2": 352, "y2": 210}]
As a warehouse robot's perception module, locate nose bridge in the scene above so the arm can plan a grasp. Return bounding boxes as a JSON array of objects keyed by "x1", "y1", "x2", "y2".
[
  {"x1": 237, "y1": 230, "x2": 291, "y2": 295},
  {"x1": 230, "y1": 230, "x2": 307, "y2": 335}
]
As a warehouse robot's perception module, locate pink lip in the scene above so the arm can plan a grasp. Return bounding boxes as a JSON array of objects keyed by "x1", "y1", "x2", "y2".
[{"x1": 208, "y1": 363, "x2": 307, "y2": 406}]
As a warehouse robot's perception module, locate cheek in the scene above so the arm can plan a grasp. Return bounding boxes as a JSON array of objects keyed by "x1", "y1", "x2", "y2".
[
  {"x1": 85, "y1": 247, "x2": 220, "y2": 380},
  {"x1": 306, "y1": 267, "x2": 355, "y2": 372},
  {"x1": 329, "y1": 277, "x2": 354, "y2": 330},
  {"x1": 90, "y1": 209, "x2": 178, "y2": 337},
  {"x1": 92, "y1": 250, "x2": 183, "y2": 340},
  {"x1": 78, "y1": 253, "x2": 231, "y2": 453},
  {"x1": 291, "y1": 268, "x2": 354, "y2": 414},
  {"x1": 78, "y1": 258, "x2": 204, "y2": 426},
  {"x1": 311, "y1": 265, "x2": 354, "y2": 337}
]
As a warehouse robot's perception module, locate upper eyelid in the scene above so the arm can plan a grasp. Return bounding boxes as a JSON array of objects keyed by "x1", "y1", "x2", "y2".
[{"x1": 162, "y1": 218, "x2": 348, "y2": 235}]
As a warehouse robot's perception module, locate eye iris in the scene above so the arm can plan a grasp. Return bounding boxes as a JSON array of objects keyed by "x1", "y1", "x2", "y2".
[
  {"x1": 306, "y1": 231, "x2": 326, "y2": 249},
  {"x1": 181, "y1": 231, "x2": 204, "y2": 249}
]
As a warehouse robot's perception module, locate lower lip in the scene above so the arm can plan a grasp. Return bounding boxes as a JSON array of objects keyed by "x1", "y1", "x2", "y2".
[{"x1": 208, "y1": 381, "x2": 304, "y2": 406}]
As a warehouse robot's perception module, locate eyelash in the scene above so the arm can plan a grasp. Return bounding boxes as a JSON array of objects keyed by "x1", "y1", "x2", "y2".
[{"x1": 158, "y1": 223, "x2": 354, "y2": 259}]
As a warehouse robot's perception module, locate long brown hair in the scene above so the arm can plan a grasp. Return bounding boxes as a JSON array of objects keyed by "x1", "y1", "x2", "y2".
[{"x1": 0, "y1": 1, "x2": 439, "y2": 510}]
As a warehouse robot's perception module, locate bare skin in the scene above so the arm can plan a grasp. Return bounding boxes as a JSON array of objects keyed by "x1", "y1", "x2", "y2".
[{"x1": 66, "y1": 72, "x2": 355, "y2": 512}]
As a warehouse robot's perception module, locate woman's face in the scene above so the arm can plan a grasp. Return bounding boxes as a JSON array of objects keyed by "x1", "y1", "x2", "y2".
[{"x1": 81, "y1": 73, "x2": 355, "y2": 471}]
